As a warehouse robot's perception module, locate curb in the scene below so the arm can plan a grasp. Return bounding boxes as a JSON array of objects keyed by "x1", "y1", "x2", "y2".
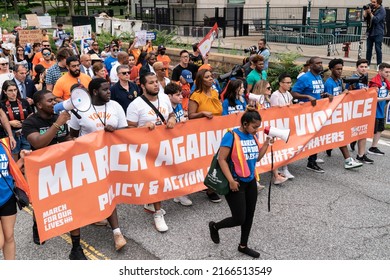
[{"x1": 382, "y1": 130, "x2": 390, "y2": 139}]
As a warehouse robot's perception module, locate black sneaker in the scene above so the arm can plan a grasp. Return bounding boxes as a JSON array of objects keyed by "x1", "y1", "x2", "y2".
[
  {"x1": 69, "y1": 246, "x2": 87, "y2": 260},
  {"x1": 238, "y1": 245, "x2": 260, "y2": 258},
  {"x1": 368, "y1": 147, "x2": 385, "y2": 156},
  {"x1": 326, "y1": 149, "x2": 332, "y2": 157},
  {"x1": 306, "y1": 162, "x2": 325, "y2": 173},
  {"x1": 356, "y1": 154, "x2": 374, "y2": 164},
  {"x1": 209, "y1": 221, "x2": 220, "y2": 244},
  {"x1": 350, "y1": 141, "x2": 357, "y2": 151},
  {"x1": 32, "y1": 224, "x2": 45, "y2": 245},
  {"x1": 207, "y1": 192, "x2": 222, "y2": 203}
]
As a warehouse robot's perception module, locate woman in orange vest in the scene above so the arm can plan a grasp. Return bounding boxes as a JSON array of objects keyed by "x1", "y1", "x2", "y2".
[{"x1": 208, "y1": 106, "x2": 272, "y2": 258}]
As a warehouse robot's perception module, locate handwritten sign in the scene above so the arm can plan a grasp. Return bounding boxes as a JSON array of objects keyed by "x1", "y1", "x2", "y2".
[
  {"x1": 73, "y1": 25, "x2": 92, "y2": 41},
  {"x1": 25, "y1": 14, "x2": 40, "y2": 27},
  {"x1": 18, "y1": 29, "x2": 42, "y2": 45}
]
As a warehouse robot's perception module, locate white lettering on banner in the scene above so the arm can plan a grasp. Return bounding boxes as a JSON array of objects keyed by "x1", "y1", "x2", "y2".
[
  {"x1": 294, "y1": 99, "x2": 373, "y2": 136},
  {"x1": 98, "y1": 182, "x2": 144, "y2": 211},
  {"x1": 154, "y1": 130, "x2": 223, "y2": 166},
  {"x1": 38, "y1": 160, "x2": 72, "y2": 200},
  {"x1": 72, "y1": 153, "x2": 97, "y2": 187},
  {"x1": 163, "y1": 169, "x2": 204, "y2": 192},
  {"x1": 42, "y1": 204, "x2": 73, "y2": 231}
]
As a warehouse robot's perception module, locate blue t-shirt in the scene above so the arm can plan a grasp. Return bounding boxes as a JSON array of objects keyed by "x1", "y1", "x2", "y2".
[
  {"x1": 376, "y1": 81, "x2": 388, "y2": 118},
  {"x1": 324, "y1": 77, "x2": 343, "y2": 96},
  {"x1": 0, "y1": 145, "x2": 14, "y2": 207},
  {"x1": 104, "y1": 56, "x2": 118, "y2": 74},
  {"x1": 292, "y1": 71, "x2": 324, "y2": 101},
  {"x1": 173, "y1": 103, "x2": 185, "y2": 123},
  {"x1": 220, "y1": 128, "x2": 259, "y2": 182},
  {"x1": 222, "y1": 99, "x2": 247, "y2": 116}
]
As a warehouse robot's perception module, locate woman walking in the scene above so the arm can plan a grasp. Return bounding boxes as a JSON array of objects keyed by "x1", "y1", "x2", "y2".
[{"x1": 208, "y1": 106, "x2": 271, "y2": 258}]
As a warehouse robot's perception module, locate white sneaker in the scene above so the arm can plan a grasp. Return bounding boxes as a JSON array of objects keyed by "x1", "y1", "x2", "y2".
[
  {"x1": 344, "y1": 157, "x2": 363, "y2": 169},
  {"x1": 257, "y1": 181, "x2": 265, "y2": 192},
  {"x1": 316, "y1": 158, "x2": 325, "y2": 164},
  {"x1": 173, "y1": 196, "x2": 193, "y2": 206},
  {"x1": 154, "y1": 210, "x2": 168, "y2": 232},
  {"x1": 144, "y1": 204, "x2": 166, "y2": 215},
  {"x1": 280, "y1": 166, "x2": 295, "y2": 179}
]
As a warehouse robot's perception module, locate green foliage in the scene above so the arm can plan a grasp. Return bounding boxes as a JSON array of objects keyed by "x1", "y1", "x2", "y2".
[
  {"x1": 0, "y1": 19, "x2": 20, "y2": 33},
  {"x1": 267, "y1": 52, "x2": 302, "y2": 90}
]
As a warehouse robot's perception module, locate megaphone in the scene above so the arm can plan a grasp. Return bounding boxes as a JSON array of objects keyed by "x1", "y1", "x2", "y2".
[
  {"x1": 264, "y1": 126, "x2": 290, "y2": 143},
  {"x1": 53, "y1": 87, "x2": 91, "y2": 119},
  {"x1": 248, "y1": 93, "x2": 265, "y2": 103}
]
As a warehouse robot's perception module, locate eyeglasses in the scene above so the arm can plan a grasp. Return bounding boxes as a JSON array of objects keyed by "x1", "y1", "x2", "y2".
[
  {"x1": 42, "y1": 52, "x2": 51, "y2": 56},
  {"x1": 0, "y1": 63, "x2": 9, "y2": 66},
  {"x1": 120, "y1": 71, "x2": 130, "y2": 75},
  {"x1": 18, "y1": 49, "x2": 24, "y2": 52},
  {"x1": 266, "y1": 87, "x2": 272, "y2": 90},
  {"x1": 158, "y1": 68, "x2": 167, "y2": 71}
]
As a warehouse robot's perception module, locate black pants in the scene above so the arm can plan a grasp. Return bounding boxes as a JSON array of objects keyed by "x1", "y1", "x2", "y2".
[
  {"x1": 308, "y1": 153, "x2": 317, "y2": 163},
  {"x1": 214, "y1": 178, "x2": 257, "y2": 246}
]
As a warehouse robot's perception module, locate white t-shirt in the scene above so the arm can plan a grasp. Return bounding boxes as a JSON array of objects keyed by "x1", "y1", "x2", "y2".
[
  {"x1": 69, "y1": 100, "x2": 127, "y2": 136},
  {"x1": 270, "y1": 90, "x2": 293, "y2": 107},
  {"x1": 126, "y1": 93, "x2": 173, "y2": 127},
  {"x1": 158, "y1": 77, "x2": 170, "y2": 95},
  {"x1": 109, "y1": 61, "x2": 121, "y2": 84}
]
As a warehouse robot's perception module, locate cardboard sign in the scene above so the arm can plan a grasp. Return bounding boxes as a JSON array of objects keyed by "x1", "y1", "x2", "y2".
[
  {"x1": 25, "y1": 14, "x2": 40, "y2": 27},
  {"x1": 134, "y1": 30, "x2": 147, "y2": 47},
  {"x1": 38, "y1": 16, "x2": 52, "y2": 28},
  {"x1": 73, "y1": 25, "x2": 92, "y2": 41},
  {"x1": 18, "y1": 29, "x2": 42, "y2": 46},
  {"x1": 24, "y1": 89, "x2": 377, "y2": 242}
]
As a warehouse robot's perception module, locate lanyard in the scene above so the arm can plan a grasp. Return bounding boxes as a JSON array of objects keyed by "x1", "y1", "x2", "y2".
[{"x1": 92, "y1": 103, "x2": 107, "y2": 126}]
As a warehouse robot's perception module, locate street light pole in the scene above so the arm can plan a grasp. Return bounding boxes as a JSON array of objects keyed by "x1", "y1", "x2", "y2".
[
  {"x1": 307, "y1": 0, "x2": 312, "y2": 26},
  {"x1": 265, "y1": 0, "x2": 270, "y2": 31},
  {"x1": 85, "y1": 0, "x2": 88, "y2": 15}
]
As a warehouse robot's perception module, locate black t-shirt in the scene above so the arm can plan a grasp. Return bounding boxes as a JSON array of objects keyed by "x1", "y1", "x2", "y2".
[
  {"x1": 22, "y1": 113, "x2": 69, "y2": 150},
  {"x1": 110, "y1": 81, "x2": 140, "y2": 114},
  {"x1": 190, "y1": 53, "x2": 204, "y2": 67},
  {"x1": 1, "y1": 99, "x2": 33, "y2": 131},
  {"x1": 171, "y1": 63, "x2": 199, "y2": 82}
]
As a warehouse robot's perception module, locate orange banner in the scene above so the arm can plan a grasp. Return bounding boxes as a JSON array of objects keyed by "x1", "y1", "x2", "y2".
[{"x1": 24, "y1": 89, "x2": 377, "y2": 241}]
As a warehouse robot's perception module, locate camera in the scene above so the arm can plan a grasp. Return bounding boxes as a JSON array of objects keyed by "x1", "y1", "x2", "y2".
[
  {"x1": 363, "y1": 3, "x2": 372, "y2": 10},
  {"x1": 342, "y1": 74, "x2": 368, "y2": 85},
  {"x1": 244, "y1": 45, "x2": 257, "y2": 53}
]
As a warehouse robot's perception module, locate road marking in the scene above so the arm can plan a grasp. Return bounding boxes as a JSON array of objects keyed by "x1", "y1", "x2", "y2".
[{"x1": 23, "y1": 206, "x2": 110, "y2": 260}]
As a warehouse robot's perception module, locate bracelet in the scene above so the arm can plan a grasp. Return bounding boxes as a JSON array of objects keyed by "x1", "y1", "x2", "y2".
[{"x1": 53, "y1": 122, "x2": 61, "y2": 129}]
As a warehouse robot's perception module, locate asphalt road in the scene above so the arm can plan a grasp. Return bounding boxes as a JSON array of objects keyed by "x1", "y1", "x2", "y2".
[{"x1": 2, "y1": 137, "x2": 390, "y2": 261}]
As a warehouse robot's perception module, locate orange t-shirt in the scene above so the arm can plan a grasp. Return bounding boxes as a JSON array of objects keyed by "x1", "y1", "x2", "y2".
[
  {"x1": 131, "y1": 49, "x2": 141, "y2": 62},
  {"x1": 32, "y1": 60, "x2": 55, "y2": 78},
  {"x1": 52, "y1": 73, "x2": 92, "y2": 100}
]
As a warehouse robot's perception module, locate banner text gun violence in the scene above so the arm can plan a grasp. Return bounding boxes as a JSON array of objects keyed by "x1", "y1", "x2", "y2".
[{"x1": 37, "y1": 130, "x2": 225, "y2": 200}]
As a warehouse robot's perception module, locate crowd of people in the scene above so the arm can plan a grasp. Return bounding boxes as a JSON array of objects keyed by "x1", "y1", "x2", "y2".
[{"x1": 0, "y1": 25, "x2": 389, "y2": 260}]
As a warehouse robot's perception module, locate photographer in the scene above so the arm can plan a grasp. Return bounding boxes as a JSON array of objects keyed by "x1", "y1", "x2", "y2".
[
  {"x1": 364, "y1": 0, "x2": 386, "y2": 66},
  {"x1": 257, "y1": 39, "x2": 270, "y2": 72}
]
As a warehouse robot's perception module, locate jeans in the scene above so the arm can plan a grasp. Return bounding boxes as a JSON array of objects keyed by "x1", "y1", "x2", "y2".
[{"x1": 366, "y1": 34, "x2": 383, "y2": 66}]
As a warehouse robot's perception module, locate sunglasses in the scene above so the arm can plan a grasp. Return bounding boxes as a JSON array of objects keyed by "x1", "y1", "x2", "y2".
[
  {"x1": 42, "y1": 45, "x2": 50, "y2": 47},
  {"x1": 266, "y1": 87, "x2": 272, "y2": 90},
  {"x1": 0, "y1": 63, "x2": 9, "y2": 66},
  {"x1": 112, "y1": 49, "x2": 119, "y2": 51},
  {"x1": 159, "y1": 68, "x2": 167, "y2": 71},
  {"x1": 120, "y1": 71, "x2": 130, "y2": 75},
  {"x1": 43, "y1": 52, "x2": 51, "y2": 56}
]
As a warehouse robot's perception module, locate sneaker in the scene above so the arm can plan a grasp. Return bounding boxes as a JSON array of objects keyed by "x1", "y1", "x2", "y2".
[
  {"x1": 173, "y1": 195, "x2": 193, "y2": 206},
  {"x1": 257, "y1": 181, "x2": 265, "y2": 192},
  {"x1": 209, "y1": 221, "x2": 220, "y2": 244},
  {"x1": 280, "y1": 166, "x2": 295, "y2": 179},
  {"x1": 274, "y1": 174, "x2": 288, "y2": 185},
  {"x1": 316, "y1": 158, "x2": 325, "y2": 164},
  {"x1": 94, "y1": 219, "x2": 109, "y2": 226},
  {"x1": 306, "y1": 162, "x2": 325, "y2": 173},
  {"x1": 238, "y1": 245, "x2": 260, "y2": 258},
  {"x1": 32, "y1": 224, "x2": 45, "y2": 245},
  {"x1": 326, "y1": 149, "x2": 332, "y2": 157},
  {"x1": 368, "y1": 147, "x2": 385, "y2": 156},
  {"x1": 350, "y1": 141, "x2": 357, "y2": 151},
  {"x1": 154, "y1": 210, "x2": 168, "y2": 232},
  {"x1": 207, "y1": 192, "x2": 222, "y2": 203},
  {"x1": 144, "y1": 204, "x2": 166, "y2": 215},
  {"x1": 356, "y1": 154, "x2": 374, "y2": 164},
  {"x1": 114, "y1": 233, "x2": 127, "y2": 251},
  {"x1": 69, "y1": 246, "x2": 87, "y2": 260},
  {"x1": 344, "y1": 157, "x2": 363, "y2": 169}
]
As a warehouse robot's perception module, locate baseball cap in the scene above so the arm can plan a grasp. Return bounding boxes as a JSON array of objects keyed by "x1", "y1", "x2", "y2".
[
  {"x1": 158, "y1": 45, "x2": 166, "y2": 51},
  {"x1": 90, "y1": 53, "x2": 102, "y2": 61},
  {"x1": 181, "y1": 70, "x2": 193, "y2": 83},
  {"x1": 0, "y1": 57, "x2": 8, "y2": 64},
  {"x1": 2, "y1": 43, "x2": 12, "y2": 51},
  {"x1": 199, "y1": 63, "x2": 212, "y2": 71}
]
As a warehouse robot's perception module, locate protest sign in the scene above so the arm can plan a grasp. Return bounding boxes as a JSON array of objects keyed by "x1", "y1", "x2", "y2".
[
  {"x1": 73, "y1": 25, "x2": 92, "y2": 41},
  {"x1": 25, "y1": 14, "x2": 40, "y2": 27},
  {"x1": 198, "y1": 23, "x2": 218, "y2": 57},
  {"x1": 18, "y1": 29, "x2": 42, "y2": 46}
]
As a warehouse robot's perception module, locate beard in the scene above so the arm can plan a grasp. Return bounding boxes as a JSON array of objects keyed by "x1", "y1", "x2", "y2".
[
  {"x1": 69, "y1": 69, "x2": 80, "y2": 77},
  {"x1": 146, "y1": 89, "x2": 159, "y2": 96}
]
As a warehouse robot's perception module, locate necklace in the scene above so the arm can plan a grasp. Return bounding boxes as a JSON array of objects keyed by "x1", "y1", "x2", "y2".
[{"x1": 92, "y1": 103, "x2": 107, "y2": 126}]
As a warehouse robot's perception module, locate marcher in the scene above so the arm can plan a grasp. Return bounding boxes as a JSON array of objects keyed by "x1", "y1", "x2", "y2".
[
  {"x1": 221, "y1": 79, "x2": 246, "y2": 115},
  {"x1": 22, "y1": 90, "x2": 87, "y2": 259},
  {"x1": 208, "y1": 106, "x2": 271, "y2": 258},
  {"x1": 69, "y1": 79, "x2": 127, "y2": 251}
]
